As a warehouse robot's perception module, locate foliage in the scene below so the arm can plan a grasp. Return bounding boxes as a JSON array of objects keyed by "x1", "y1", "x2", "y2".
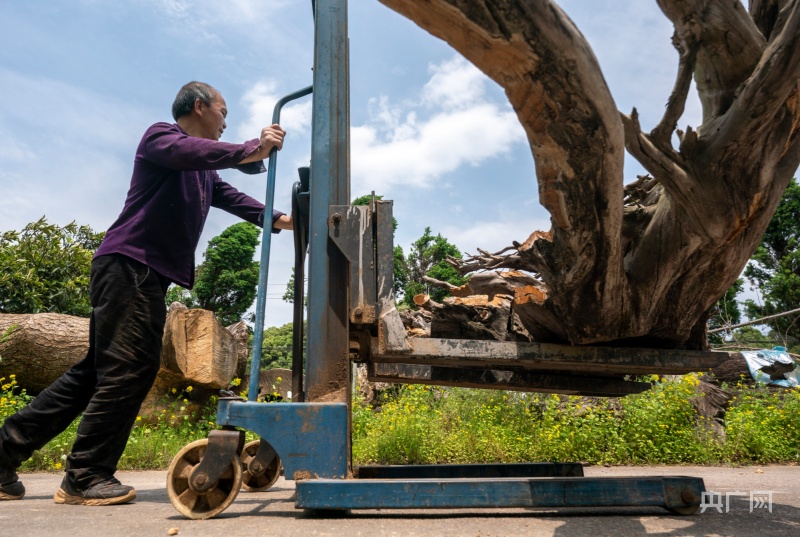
[
  {"x1": 743, "y1": 178, "x2": 800, "y2": 350},
  {"x1": 255, "y1": 322, "x2": 297, "y2": 370},
  {"x1": 724, "y1": 381, "x2": 800, "y2": 462},
  {"x1": 403, "y1": 227, "x2": 466, "y2": 306},
  {"x1": 0, "y1": 217, "x2": 104, "y2": 317},
  {"x1": 353, "y1": 376, "x2": 800, "y2": 466},
  {"x1": 5, "y1": 372, "x2": 799, "y2": 471},
  {"x1": 281, "y1": 267, "x2": 307, "y2": 306},
  {"x1": 393, "y1": 245, "x2": 409, "y2": 298},
  {"x1": 164, "y1": 285, "x2": 197, "y2": 309},
  {"x1": 169, "y1": 222, "x2": 260, "y2": 325}
]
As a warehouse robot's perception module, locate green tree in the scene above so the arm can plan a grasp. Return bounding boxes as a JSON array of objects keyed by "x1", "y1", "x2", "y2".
[
  {"x1": 169, "y1": 222, "x2": 261, "y2": 325},
  {"x1": 258, "y1": 322, "x2": 295, "y2": 370},
  {"x1": 281, "y1": 267, "x2": 306, "y2": 305},
  {"x1": 0, "y1": 217, "x2": 104, "y2": 317},
  {"x1": 164, "y1": 285, "x2": 197, "y2": 309},
  {"x1": 743, "y1": 178, "x2": 800, "y2": 349},
  {"x1": 403, "y1": 227, "x2": 466, "y2": 306}
]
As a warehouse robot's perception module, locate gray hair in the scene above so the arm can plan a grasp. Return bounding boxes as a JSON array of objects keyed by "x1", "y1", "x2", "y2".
[{"x1": 172, "y1": 81, "x2": 218, "y2": 120}]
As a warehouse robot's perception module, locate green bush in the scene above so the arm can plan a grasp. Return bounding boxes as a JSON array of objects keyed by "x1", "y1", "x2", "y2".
[
  {"x1": 4, "y1": 372, "x2": 799, "y2": 471},
  {"x1": 353, "y1": 375, "x2": 800, "y2": 466}
]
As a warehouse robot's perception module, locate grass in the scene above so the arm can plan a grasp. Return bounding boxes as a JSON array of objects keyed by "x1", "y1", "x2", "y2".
[
  {"x1": 2, "y1": 373, "x2": 799, "y2": 471},
  {"x1": 352, "y1": 374, "x2": 800, "y2": 466}
]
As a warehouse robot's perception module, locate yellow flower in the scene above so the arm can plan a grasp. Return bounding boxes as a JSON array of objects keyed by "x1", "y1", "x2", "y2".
[
  {"x1": 186, "y1": 386, "x2": 193, "y2": 393},
  {"x1": 136, "y1": 416, "x2": 142, "y2": 421},
  {"x1": 171, "y1": 388, "x2": 177, "y2": 394}
]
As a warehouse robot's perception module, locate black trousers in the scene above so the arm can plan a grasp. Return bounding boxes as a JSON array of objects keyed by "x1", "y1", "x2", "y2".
[{"x1": 0, "y1": 254, "x2": 168, "y2": 488}]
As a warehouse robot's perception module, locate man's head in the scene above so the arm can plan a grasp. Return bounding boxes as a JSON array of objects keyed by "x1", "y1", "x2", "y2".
[{"x1": 172, "y1": 81, "x2": 228, "y2": 141}]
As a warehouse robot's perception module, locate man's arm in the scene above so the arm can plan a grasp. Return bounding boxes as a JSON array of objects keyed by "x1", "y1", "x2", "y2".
[
  {"x1": 274, "y1": 214, "x2": 293, "y2": 230},
  {"x1": 143, "y1": 123, "x2": 261, "y2": 171},
  {"x1": 211, "y1": 176, "x2": 292, "y2": 232}
]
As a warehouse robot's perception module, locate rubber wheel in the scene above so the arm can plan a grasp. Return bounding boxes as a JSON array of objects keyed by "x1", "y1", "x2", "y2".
[
  {"x1": 241, "y1": 440, "x2": 282, "y2": 492},
  {"x1": 167, "y1": 438, "x2": 243, "y2": 519}
]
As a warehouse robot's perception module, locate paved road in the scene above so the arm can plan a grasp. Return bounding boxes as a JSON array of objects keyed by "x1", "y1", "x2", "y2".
[{"x1": 1, "y1": 465, "x2": 797, "y2": 536}]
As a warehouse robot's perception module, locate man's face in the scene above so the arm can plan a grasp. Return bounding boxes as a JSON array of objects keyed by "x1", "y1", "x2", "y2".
[{"x1": 198, "y1": 94, "x2": 228, "y2": 140}]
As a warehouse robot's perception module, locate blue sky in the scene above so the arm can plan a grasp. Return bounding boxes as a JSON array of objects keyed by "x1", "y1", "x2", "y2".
[{"x1": 0, "y1": 1, "x2": 706, "y2": 327}]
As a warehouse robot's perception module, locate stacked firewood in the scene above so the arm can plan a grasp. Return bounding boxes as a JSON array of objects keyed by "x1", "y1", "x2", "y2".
[{"x1": 402, "y1": 231, "x2": 568, "y2": 344}]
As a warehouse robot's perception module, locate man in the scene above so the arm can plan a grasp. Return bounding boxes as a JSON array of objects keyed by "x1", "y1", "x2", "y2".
[{"x1": 0, "y1": 81, "x2": 291, "y2": 505}]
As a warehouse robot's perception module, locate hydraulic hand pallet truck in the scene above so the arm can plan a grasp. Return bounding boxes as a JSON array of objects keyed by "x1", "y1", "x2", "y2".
[{"x1": 166, "y1": 0, "x2": 729, "y2": 519}]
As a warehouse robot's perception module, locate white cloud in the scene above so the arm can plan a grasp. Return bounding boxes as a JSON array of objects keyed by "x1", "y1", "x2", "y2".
[
  {"x1": 236, "y1": 80, "x2": 313, "y2": 142},
  {"x1": 351, "y1": 56, "x2": 527, "y2": 194},
  {"x1": 421, "y1": 56, "x2": 487, "y2": 110},
  {"x1": 440, "y1": 217, "x2": 552, "y2": 258}
]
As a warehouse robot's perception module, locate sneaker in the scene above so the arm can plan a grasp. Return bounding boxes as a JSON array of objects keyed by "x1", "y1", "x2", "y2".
[
  {"x1": 54, "y1": 476, "x2": 136, "y2": 506},
  {"x1": 0, "y1": 478, "x2": 25, "y2": 501}
]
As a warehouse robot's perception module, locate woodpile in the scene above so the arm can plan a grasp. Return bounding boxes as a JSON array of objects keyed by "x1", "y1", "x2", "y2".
[
  {"x1": 0, "y1": 305, "x2": 248, "y2": 415},
  {"x1": 404, "y1": 257, "x2": 567, "y2": 345}
]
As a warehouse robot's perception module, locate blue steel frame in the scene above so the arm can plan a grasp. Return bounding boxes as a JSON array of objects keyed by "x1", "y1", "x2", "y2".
[
  {"x1": 212, "y1": 0, "x2": 706, "y2": 516},
  {"x1": 248, "y1": 85, "x2": 312, "y2": 402},
  {"x1": 214, "y1": 0, "x2": 352, "y2": 484}
]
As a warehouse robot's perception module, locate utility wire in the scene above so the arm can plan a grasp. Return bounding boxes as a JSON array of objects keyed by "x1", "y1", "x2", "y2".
[{"x1": 708, "y1": 307, "x2": 800, "y2": 334}]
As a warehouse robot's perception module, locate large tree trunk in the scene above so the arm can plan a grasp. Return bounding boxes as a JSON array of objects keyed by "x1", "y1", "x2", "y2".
[
  {"x1": 0, "y1": 313, "x2": 90, "y2": 391},
  {"x1": 0, "y1": 310, "x2": 244, "y2": 396},
  {"x1": 379, "y1": 0, "x2": 800, "y2": 350}
]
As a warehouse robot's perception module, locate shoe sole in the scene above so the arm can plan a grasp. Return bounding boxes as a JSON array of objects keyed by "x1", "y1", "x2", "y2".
[
  {"x1": 54, "y1": 487, "x2": 136, "y2": 506},
  {"x1": 0, "y1": 490, "x2": 25, "y2": 501}
]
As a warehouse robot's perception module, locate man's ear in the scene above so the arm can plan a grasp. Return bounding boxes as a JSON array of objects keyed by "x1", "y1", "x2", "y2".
[{"x1": 193, "y1": 98, "x2": 204, "y2": 116}]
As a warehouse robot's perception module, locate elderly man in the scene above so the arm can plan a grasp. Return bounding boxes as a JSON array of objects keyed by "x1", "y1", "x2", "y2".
[{"x1": 0, "y1": 81, "x2": 290, "y2": 505}]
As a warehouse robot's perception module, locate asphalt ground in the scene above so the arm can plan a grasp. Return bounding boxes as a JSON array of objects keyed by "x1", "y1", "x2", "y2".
[{"x1": 1, "y1": 465, "x2": 797, "y2": 537}]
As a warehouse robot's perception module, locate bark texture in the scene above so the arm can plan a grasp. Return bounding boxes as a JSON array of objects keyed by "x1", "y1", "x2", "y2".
[
  {"x1": 0, "y1": 313, "x2": 89, "y2": 391},
  {"x1": 380, "y1": 0, "x2": 800, "y2": 349}
]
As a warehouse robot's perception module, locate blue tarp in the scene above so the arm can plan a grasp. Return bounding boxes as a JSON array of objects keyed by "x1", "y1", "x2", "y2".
[{"x1": 740, "y1": 347, "x2": 799, "y2": 388}]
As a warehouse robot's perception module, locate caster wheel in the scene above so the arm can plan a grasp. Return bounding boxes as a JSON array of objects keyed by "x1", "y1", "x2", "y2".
[
  {"x1": 167, "y1": 438, "x2": 243, "y2": 519},
  {"x1": 241, "y1": 440, "x2": 282, "y2": 492}
]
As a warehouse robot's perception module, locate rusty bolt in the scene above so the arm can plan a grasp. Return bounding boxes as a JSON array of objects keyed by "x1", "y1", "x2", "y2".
[
  {"x1": 353, "y1": 307, "x2": 363, "y2": 317},
  {"x1": 331, "y1": 212, "x2": 342, "y2": 225},
  {"x1": 194, "y1": 473, "x2": 208, "y2": 486},
  {"x1": 681, "y1": 489, "x2": 696, "y2": 504}
]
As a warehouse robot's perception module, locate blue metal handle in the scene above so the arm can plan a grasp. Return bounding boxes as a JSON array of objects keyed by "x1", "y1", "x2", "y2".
[{"x1": 248, "y1": 85, "x2": 313, "y2": 402}]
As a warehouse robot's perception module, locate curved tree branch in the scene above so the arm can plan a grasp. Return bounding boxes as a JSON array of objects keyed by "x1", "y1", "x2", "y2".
[
  {"x1": 380, "y1": 0, "x2": 629, "y2": 343},
  {"x1": 650, "y1": 31, "x2": 698, "y2": 147},
  {"x1": 750, "y1": 0, "x2": 791, "y2": 40},
  {"x1": 718, "y1": 2, "x2": 800, "y2": 151},
  {"x1": 657, "y1": 0, "x2": 765, "y2": 122}
]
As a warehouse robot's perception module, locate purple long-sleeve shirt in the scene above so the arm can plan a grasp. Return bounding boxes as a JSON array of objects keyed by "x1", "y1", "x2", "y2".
[{"x1": 95, "y1": 122, "x2": 283, "y2": 289}]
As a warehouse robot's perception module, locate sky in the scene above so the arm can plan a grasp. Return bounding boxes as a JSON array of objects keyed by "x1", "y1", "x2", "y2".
[{"x1": 0, "y1": 0, "x2": 710, "y2": 328}]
